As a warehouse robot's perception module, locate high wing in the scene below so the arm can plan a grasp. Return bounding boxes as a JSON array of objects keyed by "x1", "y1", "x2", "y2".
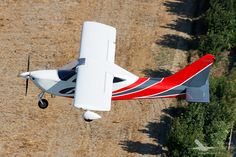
[{"x1": 73, "y1": 21, "x2": 116, "y2": 111}]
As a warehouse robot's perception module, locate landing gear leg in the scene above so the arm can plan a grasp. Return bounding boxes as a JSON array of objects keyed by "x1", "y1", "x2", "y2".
[{"x1": 37, "y1": 92, "x2": 48, "y2": 109}]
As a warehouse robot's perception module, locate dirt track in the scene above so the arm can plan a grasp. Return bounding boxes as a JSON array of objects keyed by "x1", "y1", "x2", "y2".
[{"x1": 0, "y1": 0, "x2": 194, "y2": 156}]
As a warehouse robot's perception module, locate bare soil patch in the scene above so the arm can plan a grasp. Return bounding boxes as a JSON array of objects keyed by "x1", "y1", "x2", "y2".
[{"x1": 0, "y1": 0, "x2": 196, "y2": 156}]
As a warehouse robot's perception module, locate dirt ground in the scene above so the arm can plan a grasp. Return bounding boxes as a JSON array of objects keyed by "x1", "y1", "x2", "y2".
[{"x1": 0, "y1": 0, "x2": 195, "y2": 156}]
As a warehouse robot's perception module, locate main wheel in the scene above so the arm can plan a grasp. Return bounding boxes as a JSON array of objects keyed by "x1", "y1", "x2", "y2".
[
  {"x1": 38, "y1": 99, "x2": 48, "y2": 109},
  {"x1": 84, "y1": 118, "x2": 93, "y2": 122}
]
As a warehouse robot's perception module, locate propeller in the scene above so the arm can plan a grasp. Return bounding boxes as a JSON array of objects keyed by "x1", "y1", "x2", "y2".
[{"x1": 25, "y1": 55, "x2": 30, "y2": 96}]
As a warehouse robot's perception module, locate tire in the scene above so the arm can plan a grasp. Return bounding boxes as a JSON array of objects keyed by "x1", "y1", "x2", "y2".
[
  {"x1": 84, "y1": 118, "x2": 93, "y2": 122},
  {"x1": 38, "y1": 99, "x2": 48, "y2": 109}
]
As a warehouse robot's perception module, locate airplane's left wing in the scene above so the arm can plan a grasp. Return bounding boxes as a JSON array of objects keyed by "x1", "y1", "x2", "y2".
[
  {"x1": 59, "y1": 60, "x2": 79, "y2": 70},
  {"x1": 73, "y1": 21, "x2": 116, "y2": 111}
]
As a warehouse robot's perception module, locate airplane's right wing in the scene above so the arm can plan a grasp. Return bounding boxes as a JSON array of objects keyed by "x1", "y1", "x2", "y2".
[{"x1": 73, "y1": 21, "x2": 116, "y2": 111}]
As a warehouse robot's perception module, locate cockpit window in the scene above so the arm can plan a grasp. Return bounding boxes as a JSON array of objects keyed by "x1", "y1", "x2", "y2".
[
  {"x1": 58, "y1": 70, "x2": 76, "y2": 81},
  {"x1": 113, "y1": 77, "x2": 125, "y2": 83}
]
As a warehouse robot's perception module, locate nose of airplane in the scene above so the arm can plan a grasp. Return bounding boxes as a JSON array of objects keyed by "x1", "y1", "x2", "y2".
[{"x1": 19, "y1": 72, "x2": 31, "y2": 79}]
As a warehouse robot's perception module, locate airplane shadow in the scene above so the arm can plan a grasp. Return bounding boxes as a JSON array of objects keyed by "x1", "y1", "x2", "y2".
[{"x1": 120, "y1": 107, "x2": 185, "y2": 156}]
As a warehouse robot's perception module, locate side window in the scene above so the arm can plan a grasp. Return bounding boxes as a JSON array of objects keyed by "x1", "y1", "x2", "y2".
[
  {"x1": 58, "y1": 70, "x2": 76, "y2": 81},
  {"x1": 113, "y1": 77, "x2": 125, "y2": 83}
]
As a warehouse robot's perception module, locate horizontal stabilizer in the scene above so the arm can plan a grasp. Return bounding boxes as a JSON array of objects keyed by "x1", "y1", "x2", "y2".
[{"x1": 186, "y1": 79, "x2": 209, "y2": 103}]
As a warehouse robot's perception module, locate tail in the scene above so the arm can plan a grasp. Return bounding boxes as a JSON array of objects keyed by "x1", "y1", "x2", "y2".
[{"x1": 170, "y1": 54, "x2": 215, "y2": 102}]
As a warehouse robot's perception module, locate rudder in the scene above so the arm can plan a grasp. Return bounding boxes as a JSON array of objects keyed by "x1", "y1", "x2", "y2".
[
  {"x1": 181, "y1": 54, "x2": 214, "y2": 102},
  {"x1": 186, "y1": 78, "x2": 210, "y2": 102}
]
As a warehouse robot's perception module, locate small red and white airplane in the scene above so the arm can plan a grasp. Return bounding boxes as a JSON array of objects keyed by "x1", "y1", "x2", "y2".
[{"x1": 19, "y1": 21, "x2": 215, "y2": 121}]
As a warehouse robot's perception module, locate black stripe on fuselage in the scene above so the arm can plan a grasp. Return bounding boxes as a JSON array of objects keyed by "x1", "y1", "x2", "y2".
[
  {"x1": 59, "y1": 87, "x2": 75, "y2": 94},
  {"x1": 112, "y1": 78, "x2": 162, "y2": 97}
]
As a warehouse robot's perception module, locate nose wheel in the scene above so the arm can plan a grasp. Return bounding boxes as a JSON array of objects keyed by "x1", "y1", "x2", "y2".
[
  {"x1": 38, "y1": 92, "x2": 49, "y2": 109},
  {"x1": 38, "y1": 99, "x2": 48, "y2": 109}
]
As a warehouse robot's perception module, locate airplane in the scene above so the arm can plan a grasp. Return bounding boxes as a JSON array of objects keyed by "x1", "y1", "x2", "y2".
[
  {"x1": 192, "y1": 139, "x2": 215, "y2": 152},
  {"x1": 19, "y1": 21, "x2": 215, "y2": 122}
]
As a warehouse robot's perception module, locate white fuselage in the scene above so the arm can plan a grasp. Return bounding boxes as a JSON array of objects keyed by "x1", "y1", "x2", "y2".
[{"x1": 25, "y1": 69, "x2": 138, "y2": 98}]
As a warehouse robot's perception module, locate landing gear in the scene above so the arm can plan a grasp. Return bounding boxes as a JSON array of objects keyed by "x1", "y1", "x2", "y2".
[
  {"x1": 38, "y1": 99, "x2": 48, "y2": 109},
  {"x1": 84, "y1": 118, "x2": 93, "y2": 122},
  {"x1": 38, "y1": 91, "x2": 48, "y2": 109}
]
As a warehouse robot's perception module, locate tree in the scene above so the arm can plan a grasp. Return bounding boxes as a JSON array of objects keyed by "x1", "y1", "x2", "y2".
[{"x1": 199, "y1": 0, "x2": 236, "y2": 56}]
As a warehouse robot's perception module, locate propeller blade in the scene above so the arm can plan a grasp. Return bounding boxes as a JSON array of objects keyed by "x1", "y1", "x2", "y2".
[
  {"x1": 27, "y1": 55, "x2": 30, "y2": 72},
  {"x1": 25, "y1": 78, "x2": 29, "y2": 96},
  {"x1": 25, "y1": 55, "x2": 30, "y2": 96}
]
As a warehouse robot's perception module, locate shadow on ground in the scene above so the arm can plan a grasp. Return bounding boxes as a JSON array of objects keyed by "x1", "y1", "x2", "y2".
[
  {"x1": 120, "y1": 107, "x2": 185, "y2": 156},
  {"x1": 233, "y1": 130, "x2": 236, "y2": 157},
  {"x1": 164, "y1": 0, "x2": 208, "y2": 18},
  {"x1": 120, "y1": 141, "x2": 163, "y2": 155},
  {"x1": 157, "y1": 0, "x2": 208, "y2": 51},
  {"x1": 162, "y1": 18, "x2": 206, "y2": 36},
  {"x1": 157, "y1": 34, "x2": 198, "y2": 51},
  {"x1": 228, "y1": 49, "x2": 236, "y2": 72}
]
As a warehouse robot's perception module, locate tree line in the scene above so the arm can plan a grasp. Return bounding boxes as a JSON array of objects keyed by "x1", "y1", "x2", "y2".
[{"x1": 199, "y1": 0, "x2": 236, "y2": 57}]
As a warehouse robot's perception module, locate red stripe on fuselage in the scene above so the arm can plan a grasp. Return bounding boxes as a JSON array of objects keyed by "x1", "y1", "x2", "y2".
[
  {"x1": 112, "y1": 77, "x2": 149, "y2": 94},
  {"x1": 112, "y1": 54, "x2": 214, "y2": 100}
]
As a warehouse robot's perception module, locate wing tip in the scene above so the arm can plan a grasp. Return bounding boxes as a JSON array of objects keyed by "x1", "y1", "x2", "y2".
[{"x1": 83, "y1": 21, "x2": 116, "y2": 31}]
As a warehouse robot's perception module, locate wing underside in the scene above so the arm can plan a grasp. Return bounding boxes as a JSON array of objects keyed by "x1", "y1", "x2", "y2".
[{"x1": 73, "y1": 21, "x2": 116, "y2": 111}]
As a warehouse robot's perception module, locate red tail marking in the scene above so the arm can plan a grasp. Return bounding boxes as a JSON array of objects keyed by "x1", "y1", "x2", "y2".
[{"x1": 112, "y1": 54, "x2": 215, "y2": 100}]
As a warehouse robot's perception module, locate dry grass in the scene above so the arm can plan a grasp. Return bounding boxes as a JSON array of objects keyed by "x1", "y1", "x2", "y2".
[{"x1": 0, "y1": 0, "x2": 194, "y2": 156}]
